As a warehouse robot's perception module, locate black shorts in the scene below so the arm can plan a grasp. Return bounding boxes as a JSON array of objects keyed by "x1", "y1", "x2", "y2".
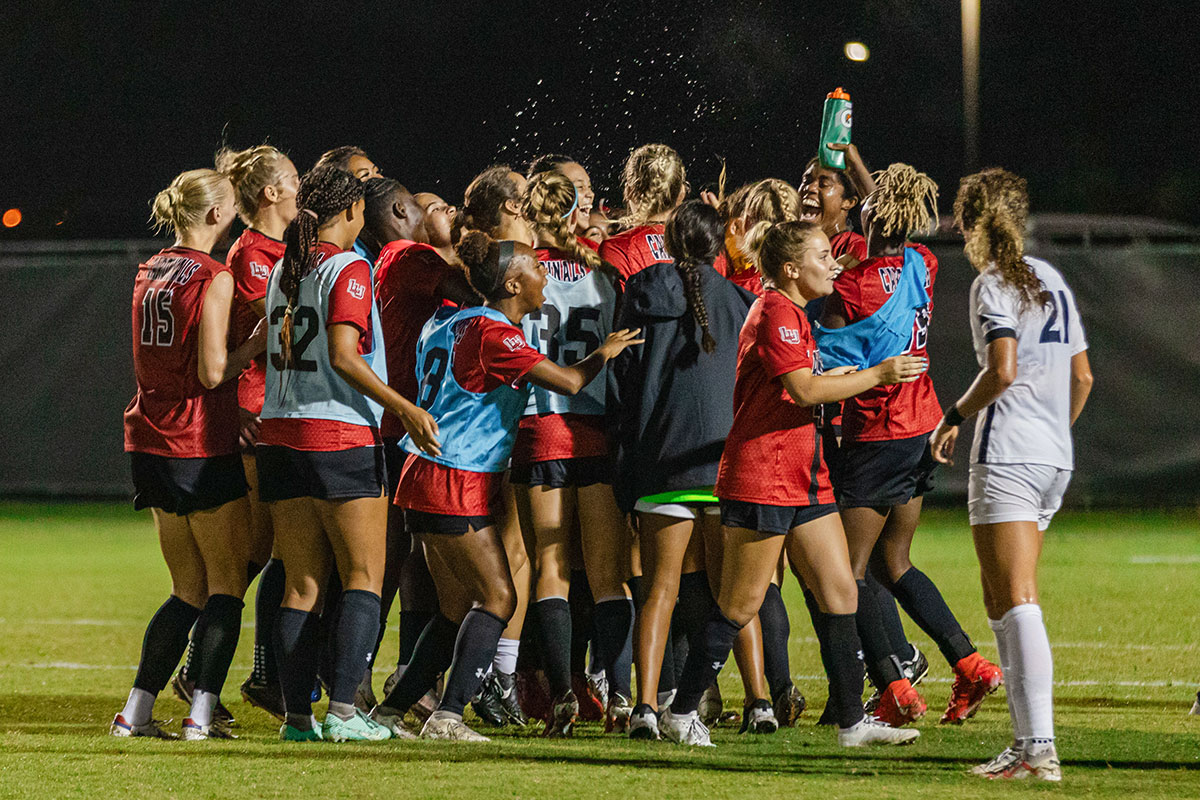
[
  {"x1": 834, "y1": 433, "x2": 938, "y2": 509},
  {"x1": 383, "y1": 437, "x2": 405, "y2": 498},
  {"x1": 256, "y1": 444, "x2": 387, "y2": 502},
  {"x1": 404, "y1": 508, "x2": 492, "y2": 536},
  {"x1": 509, "y1": 455, "x2": 612, "y2": 488},
  {"x1": 719, "y1": 498, "x2": 839, "y2": 535},
  {"x1": 130, "y1": 452, "x2": 247, "y2": 516}
]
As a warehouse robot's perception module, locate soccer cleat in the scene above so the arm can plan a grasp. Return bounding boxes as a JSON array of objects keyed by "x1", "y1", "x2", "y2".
[
  {"x1": 573, "y1": 672, "x2": 605, "y2": 722},
  {"x1": 181, "y1": 717, "x2": 237, "y2": 740},
  {"x1": 1191, "y1": 690, "x2": 1200, "y2": 716},
  {"x1": 605, "y1": 692, "x2": 633, "y2": 734},
  {"x1": 972, "y1": 743, "x2": 1062, "y2": 781},
  {"x1": 170, "y1": 671, "x2": 235, "y2": 727},
  {"x1": 628, "y1": 703, "x2": 661, "y2": 740},
  {"x1": 421, "y1": 714, "x2": 490, "y2": 742},
  {"x1": 368, "y1": 707, "x2": 419, "y2": 739},
  {"x1": 969, "y1": 745, "x2": 1023, "y2": 777},
  {"x1": 240, "y1": 676, "x2": 286, "y2": 721},
  {"x1": 838, "y1": 716, "x2": 921, "y2": 747},
  {"x1": 865, "y1": 646, "x2": 929, "y2": 714},
  {"x1": 739, "y1": 698, "x2": 779, "y2": 734},
  {"x1": 110, "y1": 714, "x2": 177, "y2": 739},
  {"x1": 322, "y1": 709, "x2": 392, "y2": 742},
  {"x1": 279, "y1": 716, "x2": 324, "y2": 742},
  {"x1": 471, "y1": 671, "x2": 510, "y2": 727},
  {"x1": 941, "y1": 652, "x2": 1003, "y2": 724},
  {"x1": 588, "y1": 671, "x2": 610, "y2": 710},
  {"x1": 660, "y1": 708, "x2": 714, "y2": 747},
  {"x1": 494, "y1": 671, "x2": 527, "y2": 725},
  {"x1": 872, "y1": 678, "x2": 927, "y2": 727},
  {"x1": 543, "y1": 690, "x2": 579, "y2": 738},
  {"x1": 383, "y1": 665, "x2": 403, "y2": 698},
  {"x1": 698, "y1": 682, "x2": 723, "y2": 727},
  {"x1": 516, "y1": 668, "x2": 552, "y2": 722},
  {"x1": 772, "y1": 683, "x2": 806, "y2": 727},
  {"x1": 356, "y1": 668, "x2": 378, "y2": 713}
]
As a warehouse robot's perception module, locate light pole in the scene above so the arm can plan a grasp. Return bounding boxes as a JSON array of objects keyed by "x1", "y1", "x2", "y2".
[{"x1": 962, "y1": 0, "x2": 981, "y2": 172}]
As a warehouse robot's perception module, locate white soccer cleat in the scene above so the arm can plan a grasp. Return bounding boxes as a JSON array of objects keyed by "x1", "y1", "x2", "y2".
[
  {"x1": 741, "y1": 699, "x2": 779, "y2": 734},
  {"x1": 181, "y1": 717, "x2": 236, "y2": 741},
  {"x1": 838, "y1": 716, "x2": 921, "y2": 747},
  {"x1": 627, "y1": 704, "x2": 661, "y2": 740},
  {"x1": 972, "y1": 743, "x2": 1062, "y2": 782},
  {"x1": 110, "y1": 713, "x2": 177, "y2": 739},
  {"x1": 420, "y1": 715, "x2": 490, "y2": 742},
  {"x1": 660, "y1": 708, "x2": 714, "y2": 747},
  {"x1": 970, "y1": 745, "x2": 1024, "y2": 777},
  {"x1": 369, "y1": 707, "x2": 419, "y2": 739}
]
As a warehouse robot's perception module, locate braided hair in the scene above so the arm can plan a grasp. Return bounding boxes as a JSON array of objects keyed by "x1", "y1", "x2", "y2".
[
  {"x1": 214, "y1": 144, "x2": 292, "y2": 225},
  {"x1": 955, "y1": 168, "x2": 1048, "y2": 309},
  {"x1": 868, "y1": 163, "x2": 939, "y2": 239},
  {"x1": 276, "y1": 165, "x2": 365, "y2": 368},
  {"x1": 663, "y1": 200, "x2": 723, "y2": 354},
  {"x1": 620, "y1": 143, "x2": 686, "y2": 227},
  {"x1": 522, "y1": 170, "x2": 620, "y2": 283}
]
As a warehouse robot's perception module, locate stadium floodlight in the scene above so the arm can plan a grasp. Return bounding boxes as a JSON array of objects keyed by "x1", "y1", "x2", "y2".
[
  {"x1": 962, "y1": 0, "x2": 981, "y2": 171},
  {"x1": 844, "y1": 42, "x2": 870, "y2": 62},
  {"x1": 2, "y1": 208, "x2": 21, "y2": 228}
]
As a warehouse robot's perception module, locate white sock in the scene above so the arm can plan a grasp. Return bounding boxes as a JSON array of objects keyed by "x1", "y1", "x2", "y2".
[
  {"x1": 989, "y1": 616, "x2": 1025, "y2": 746},
  {"x1": 189, "y1": 689, "x2": 216, "y2": 727},
  {"x1": 120, "y1": 687, "x2": 156, "y2": 726},
  {"x1": 493, "y1": 637, "x2": 520, "y2": 675},
  {"x1": 1003, "y1": 603, "x2": 1054, "y2": 744}
]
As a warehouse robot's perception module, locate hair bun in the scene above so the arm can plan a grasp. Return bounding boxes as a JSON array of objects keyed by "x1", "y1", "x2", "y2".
[{"x1": 456, "y1": 229, "x2": 493, "y2": 270}]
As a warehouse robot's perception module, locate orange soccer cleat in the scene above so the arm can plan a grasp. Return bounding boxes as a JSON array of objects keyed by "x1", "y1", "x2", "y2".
[
  {"x1": 872, "y1": 678, "x2": 927, "y2": 727},
  {"x1": 941, "y1": 651, "x2": 1003, "y2": 724}
]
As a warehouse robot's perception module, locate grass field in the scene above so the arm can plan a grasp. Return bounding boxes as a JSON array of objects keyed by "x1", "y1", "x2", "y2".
[{"x1": 1, "y1": 502, "x2": 1198, "y2": 799}]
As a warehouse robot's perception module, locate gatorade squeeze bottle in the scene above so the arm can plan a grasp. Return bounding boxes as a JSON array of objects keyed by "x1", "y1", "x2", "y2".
[{"x1": 819, "y1": 87, "x2": 852, "y2": 169}]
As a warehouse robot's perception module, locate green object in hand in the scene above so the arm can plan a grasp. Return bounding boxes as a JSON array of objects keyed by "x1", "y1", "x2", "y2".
[{"x1": 819, "y1": 87, "x2": 853, "y2": 169}]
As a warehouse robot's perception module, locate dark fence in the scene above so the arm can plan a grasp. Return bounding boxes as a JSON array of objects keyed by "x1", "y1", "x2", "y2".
[{"x1": 2, "y1": 238, "x2": 1197, "y2": 505}]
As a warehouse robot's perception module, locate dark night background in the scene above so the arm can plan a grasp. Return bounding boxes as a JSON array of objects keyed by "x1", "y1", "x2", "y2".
[{"x1": 1, "y1": 0, "x2": 1196, "y2": 239}]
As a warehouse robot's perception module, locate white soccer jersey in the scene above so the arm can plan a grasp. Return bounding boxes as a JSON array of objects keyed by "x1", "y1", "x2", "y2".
[{"x1": 968, "y1": 257, "x2": 1087, "y2": 469}]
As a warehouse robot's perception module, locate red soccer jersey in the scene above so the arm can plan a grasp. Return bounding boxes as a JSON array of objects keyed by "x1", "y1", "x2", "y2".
[
  {"x1": 824, "y1": 243, "x2": 941, "y2": 442},
  {"x1": 228, "y1": 228, "x2": 286, "y2": 415},
  {"x1": 598, "y1": 223, "x2": 671, "y2": 292},
  {"x1": 376, "y1": 240, "x2": 460, "y2": 438},
  {"x1": 257, "y1": 246, "x2": 378, "y2": 451},
  {"x1": 123, "y1": 247, "x2": 239, "y2": 457},
  {"x1": 715, "y1": 291, "x2": 834, "y2": 506},
  {"x1": 830, "y1": 229, "x2": 868, "y2": 263}
]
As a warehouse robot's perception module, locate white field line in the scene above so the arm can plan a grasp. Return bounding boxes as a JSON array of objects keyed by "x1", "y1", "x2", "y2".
[{"x1": 1130, "y1": 554, "x2": 1200, "y2": 564}]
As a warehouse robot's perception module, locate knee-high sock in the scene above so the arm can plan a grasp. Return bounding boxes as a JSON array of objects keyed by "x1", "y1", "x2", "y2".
[
  {"x1": 275, "y1": 608, "x2": 321, "y2": 718},
  {"x1": 180, "y1": 612, "x2": 209, "y2": 682},
  {"x1": 381, "y1": 614, "x2": 458, "y2": 713},
  {"x1": 252, "y1": 558, "x2": 285, "y2": 684},
  {"x1": 890, "y1": 567, "x2": 975, "y2": 665},
  {"x1": 865, "y1": 569, "x2": 913, "y2": 660},
  {"x1": 568, "y1": 570, "x2": 593, "y2": 675},
  {"x1": 1001, "y1": 604, "x2": 1054, "y2": 744},
  {"x1": 131, "y1": 596, "x2": 202, "y2": 700},
  {"x1": 822, "y1": 612, "x2": 867, "y2": 729},
  {"x1": 593, "y1": 597, "x2": 634, "y2": 699},
  {"x1": 534, "y1": 597, "x2": 572, "y2": 696},
  {"x1": 759, "y1": 583, "x2": 793, "y2": 698},
  {"x1": 855, "y1": 580, "x2": 903, "y2": 688},
  {"x1": 673, "y1": 571, "x2": 716, "y2": 682},
  {"x1": 802, "y1": 588, "x2": 833, "y2": 686},
  {"x1": 317, "y1": 571, "x2": 344, "y2": 686},
  {"x1": 440, "y1": 609, "x2": 507, "y2": 716},
  {"x1": 191, "y1": 594, "x2": 244, "y2": 697},
  {"x1": 397, "y1": 550, "x2": 436, "y2": 666},
  {"x1": 329, "y1": 590, "x2": 381, "y2": 711},
  {"x1": 672, "y1": 610, "x2": 742, "y2": 715},
  {"x1": 989, "y1": 616, "x2": 1023, "y2": 743}
]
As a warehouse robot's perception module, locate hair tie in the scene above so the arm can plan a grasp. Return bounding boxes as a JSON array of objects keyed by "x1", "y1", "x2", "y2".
[
  {"x1": 561, "y1": 185, "x2": 580, "y2": 219},
  {"x1": 487, "y1": 240, "x2": 516, "y2": 296},
  {"x1": 301, "y1": 208, "x2": 318, "y2": 220}
]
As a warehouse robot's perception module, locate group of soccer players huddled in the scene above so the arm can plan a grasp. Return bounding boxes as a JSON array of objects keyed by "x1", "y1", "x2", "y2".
[{"x1": 112, "y1": 134, "x2": 1093, "y2": 782}]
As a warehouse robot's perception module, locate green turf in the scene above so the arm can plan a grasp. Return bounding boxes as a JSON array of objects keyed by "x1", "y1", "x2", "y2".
[{"x1": 1, "y1": 502, "x2": 1198, "y2": 799}]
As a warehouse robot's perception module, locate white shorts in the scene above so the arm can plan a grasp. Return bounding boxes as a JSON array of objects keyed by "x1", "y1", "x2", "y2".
[
  {"x1": 633, "y1": 500, "x2": 720, "y2": 520},
  {"x1": 968, "y1": 462, "x2": 1072, "y2": 531}
]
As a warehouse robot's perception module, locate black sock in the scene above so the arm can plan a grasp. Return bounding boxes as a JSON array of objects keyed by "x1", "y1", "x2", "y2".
[
  {"x1": 891, "y1": 567, "x2": 975, "y2": 665},
  {"x1": 672, "y1": 610, "x2": 742, "y2": 715},
  {"x1": 517, "y1": 607, "x2": 542, "y2": 672},
  {"x1": 593, "y1": 598, "x2": 634, "y2": 698},
  {"x1": 246, "y1": 560, "x2": 265, "y2": 586},
  {"x1": 823, "y1": 612, "x2": 866, "y2": 729},
  {"x1": 383, "y1": 614, "x2": 458, "y2": 711},
  {"x1": 866, "y1": 569, "x2": 914, "y2": 661},
  {"x1": 855, "y1": 580, "x2": 903, "y2": 688},
  {"x1": 252, "y1": 558, "x2": 285, "y2": 684},
  {"x1": 802, "y1": 588, "x2": 833, "y2": 680},
  {"x1": 759, "y1": 583, "x2": 793, "y2": 698},
  {"x1": 397, "y1": 548, "x2": 437, "y2": 665},
  {"x1": 397, "y1": 610, "x2": 432, "y2": 667},
  {"x1": 133, "y1": 596, "x2": 201, "y2": 694},
  {"x1": 534, "y1": 597, "x2": 572, "y2": 696},
  {"x1": 276, "y1": 607, "x2": 321, "y2": 718},
  {"x1": 673, "y1": 571, "x2": 715, "y2": 683},
  {"x1": 659, "y1": 625, "x2": 677, "y2": 694},
  {"x1": 614, "y1": 606, "x2": 634, "y2": 693},
  {"x1": 181, "y1": 612, "x2": 209, "y2": 682},
  {"x1": 627, "y1": 575, "x2": 644, "y2": 609},
  {"x1": 192, "y1": 594, "x2": 244, "y2": 696},
  {"x1": 568, "y1": 571, "x2": 593, "y2": 676},
  {"x1": 317, "y1": 571, "x2": 344, "y2": 687},
  {"x1": 330, "y1": 590, "x2": 381, "y2": 707},
  {"x1": 440, "y1": 608, "x2": 506, "y2": 715}
]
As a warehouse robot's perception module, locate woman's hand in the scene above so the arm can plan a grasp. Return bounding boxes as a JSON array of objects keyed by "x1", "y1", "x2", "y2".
[
  {"x1": 929, "y1": 421, "x2": 959, "y2": 465},
  {"x1": 402, "y1": 406, "x2": 442, "y2": 458},
  {"x1": 238, "y1": 408, "x2": 260, "y2": 449},
  {"x1": 247, "y1": 315, "x2": 269, "y2": 355},
  {"x1": 872, "y1": 355, "x2": 927, "y2": 385},
  {"x1": 596, "y1": 328, "x2": 645, "y2": 360}
]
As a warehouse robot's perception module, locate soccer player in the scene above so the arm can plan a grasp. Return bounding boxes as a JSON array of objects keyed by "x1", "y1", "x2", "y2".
[
  {"x1": 527, "y1": 153, "x2": 597, "y2": 238},
  {"x1": 720, "y1": 178, "x2": 801, "y2": 295},
  {"x1": 662, "y1": 219, "x2": 925, "y2": 748},
  {"x1": 512, "y1": 168, "x2": 634, "y2": 736},
  {"x1": 114, "y1": 168, "x2": 267, "y2": 740},
  {"x1": 819, "y1": 163, "x2": 1002, "y2": 727},
  {"x1": 599, "y1": 144, "x2": 687, "y2": 292},
  {"x1": 930, "y1": 168, "x2": 1092, "y2": 781},
  {"x1": 256, "y1": 165, "x2": 439, "y2": 743},
  {"x1": 370, "y1": 232, "x2": 641, "y2": 741}
]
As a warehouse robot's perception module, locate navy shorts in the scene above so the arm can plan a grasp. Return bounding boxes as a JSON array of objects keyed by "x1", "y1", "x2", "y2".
[
  {"x1": 383, "y1": 437, "x2": 405, "y2": 498},
  {"x1": 256, "y1": 444, "x2": 387, "y2": 502},
  {"x1": 509, "y1": 456, "x2": 612, "y2": 489},
  {"x1": 719, "y1": 498, "x2": 839, "y2": 535},
  {"x1": 834, "y1": 433, "x2": 938, "y2": 509},
  {"x1": 404, "y1": 508, "x2": 492, "y2": 536},
  {"x1": 130, "y1": 452, "x2": 247, "y2": 516}
]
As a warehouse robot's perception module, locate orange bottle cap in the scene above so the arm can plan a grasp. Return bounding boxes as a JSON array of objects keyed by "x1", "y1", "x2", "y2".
[{"x1": 827, "y1": 87, "x2": 851, "y2": 100}]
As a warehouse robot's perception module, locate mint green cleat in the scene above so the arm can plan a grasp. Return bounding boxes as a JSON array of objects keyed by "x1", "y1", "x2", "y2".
[
  {"x1": 280, "y1": 715, "x2": 324, "y2": 742},
  {"x1": 323, "y1": 709, "x2": 392, "y2": 742}
]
